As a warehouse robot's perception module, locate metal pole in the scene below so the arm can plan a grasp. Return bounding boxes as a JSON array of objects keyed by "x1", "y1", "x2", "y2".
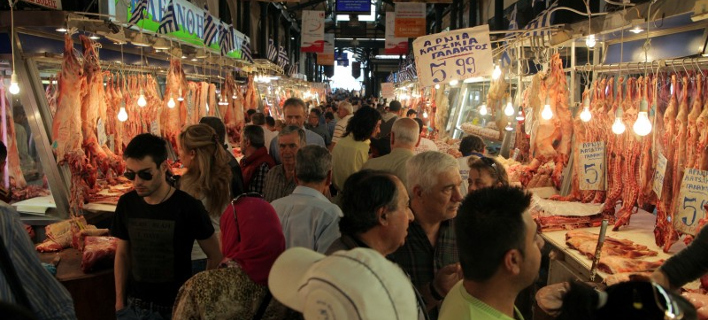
[{"x1": 259, "y1": 2, "x2": 268, "y2": 58}]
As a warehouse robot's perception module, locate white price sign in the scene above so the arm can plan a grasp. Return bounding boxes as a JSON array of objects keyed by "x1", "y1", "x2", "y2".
[
  {"x1": 150, "y1": 120, "x2": 161, "y2": 136},
  {"x1": 652, "y1": 153, "x2": 668, "y2": 198},
  {"x1": 674, "y1": 168, "x2": 708, "y2": 235},
  {"x1": 413, "y1": 24, "x2": 493, "y2": 88},
  {"x1": 578, "y1": 141, "x2": 606, "y2": 190}
]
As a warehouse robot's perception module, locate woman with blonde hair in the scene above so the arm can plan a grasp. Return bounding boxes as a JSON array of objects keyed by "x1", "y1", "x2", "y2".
[{"x1": 179, "y1": 124, "x2": 233, "y2": 274}]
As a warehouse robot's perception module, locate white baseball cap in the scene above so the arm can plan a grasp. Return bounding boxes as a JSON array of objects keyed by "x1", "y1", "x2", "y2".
[{"x1": 268, "y1": 247, "x2": 417, "y2": 320}]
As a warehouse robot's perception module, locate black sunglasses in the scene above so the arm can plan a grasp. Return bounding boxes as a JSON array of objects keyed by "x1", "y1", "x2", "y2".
[{"x1": 123, "y1": 169, "x2": 154, "y2": 181}]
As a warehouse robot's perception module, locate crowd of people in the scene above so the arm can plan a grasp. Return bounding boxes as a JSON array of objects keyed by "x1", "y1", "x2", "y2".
[{"x1": 0, "y1": 95, "x2": 703, "y2": 320}]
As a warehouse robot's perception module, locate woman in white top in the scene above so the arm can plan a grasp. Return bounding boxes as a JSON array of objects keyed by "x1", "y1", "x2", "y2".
[{"x1": 178, "y1": 124, "x2": 233, "y2": 274}]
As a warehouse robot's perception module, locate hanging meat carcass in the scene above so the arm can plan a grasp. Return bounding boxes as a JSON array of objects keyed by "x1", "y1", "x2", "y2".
[
  {"x1": 613, "y1": 77, "x2": 643, "y2": 230},
  {"x1": 637, "y1": 76, "x2": 659, "y2": 208},
  {"x1": 0, "y1": 84, "x2": 26, "y2": 190},
  {"x1": 222, "y1": 75, "x2": 243, "y2": 144},
  {"x1": 162, "y1": 59, "x2": 187, "y2": 154},
  {"x1": 655, "y1": 74, "x2": 680, "y2": 251},
  {"x1": 525, "y1": 53, "x2": 573, "y2": 189},
  {"x1": 244, "y1": 75, "x2": 258, "y2": 111},
  {"x1": 686, "y1": 75, "x2": 703, "y2": 169},
  {"x1": 46, "y1": 74, "x2": 58, "y2": 118},
  {"x1": 52, "y1": 34, "x2": 84, "y2": 163}
]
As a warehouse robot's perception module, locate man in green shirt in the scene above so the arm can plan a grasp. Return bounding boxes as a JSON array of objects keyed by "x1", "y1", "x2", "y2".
[{"x1": 439, "y1": 186, "x2": 544, "y2": 320}]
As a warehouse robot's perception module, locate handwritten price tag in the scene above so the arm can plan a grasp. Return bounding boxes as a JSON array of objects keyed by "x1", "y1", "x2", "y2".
[
  {"x1": 579, "y1": 141, "x2": 606, "y2": 190},
  {"x1": 96, "y1": 118, "x2": 107, "y2": 147},
  {"x1": 674, "y1": 168, "x2": 708, "y2": 235},
  {"x1": 652, "y1": 153, "x2": 667, "y2": 198},
  {"x1": 413, "y1": 24, "x2": 493, "y2": 87}
]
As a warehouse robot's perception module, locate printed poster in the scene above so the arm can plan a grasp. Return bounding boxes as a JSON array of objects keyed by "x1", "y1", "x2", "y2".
[
  {"x1": 381, "y1": 83, "x2": 395, "y2": 100},
  {"x1": 412, "y1": 24, "x2": 493, "y2": 87},
  {"x1": 674, "y1": 168, "x2": 708, "y2": 235},
  {"x1": 317, "y1": 33, "x2": 335, "y2": 65},
  {"x1": 301, "y1": 10, "x2": 325, "y2": 53},
  {"x1": 578, "y1": 142, "x2": 606, "y2": 190},
  {"x1": 386, "y1": 13, "x2": 408, "y2": 55},
  {"x1": 394, "y1": 3, "x2": 426, "y2": 38},
  {"x1": 652, "y1": 153, "x2": 667, "y2": 198}
]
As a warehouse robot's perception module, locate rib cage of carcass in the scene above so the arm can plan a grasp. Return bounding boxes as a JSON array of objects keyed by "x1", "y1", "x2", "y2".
[{"x1": 520, "y1": 53, "x2": 573, "y2": 190}]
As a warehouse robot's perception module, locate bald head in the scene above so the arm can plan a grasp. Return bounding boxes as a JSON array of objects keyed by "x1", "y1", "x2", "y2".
[{"x1": 391, "y1": 118, "x2": 420, "y2": 149}]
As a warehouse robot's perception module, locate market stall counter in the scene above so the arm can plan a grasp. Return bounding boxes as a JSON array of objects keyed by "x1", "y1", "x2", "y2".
[
  {"x1": 541, "y1": 208, "x2": 693, "y2": 287},
  {"x1": 39, "y1": 249, "x2": 116, "y2": 320}
]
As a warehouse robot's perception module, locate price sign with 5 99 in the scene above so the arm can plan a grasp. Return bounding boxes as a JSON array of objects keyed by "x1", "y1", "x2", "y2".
[
  {"x1": 674, "y1": 168, "x2": 708, "y2": 236},
  {"x1": 413, "y1": 24, "x2": 493, "y2": 88}
]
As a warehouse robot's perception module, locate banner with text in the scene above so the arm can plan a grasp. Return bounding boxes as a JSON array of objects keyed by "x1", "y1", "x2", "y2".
[
  {"x1": 108, "y1": 0, "x2": 245, "y2": 59},
  {"x1": 652, "y1": 153, "x2": 668, "y2": 198},
  {"x1": 393, "y1": 0, "x2": 452, "y2": 3},
  {"x1": 317, "y1": 33, "x2": 335, "y2": 65},
  {"x1": 301, "y1": 10, "x2": 325, "y2": 53},
  {"x1": 674, "y1": 168, "x2": 708, "y2": 235},
  {"x1": 381, "y1": 83, "x2": 395, "y2": 100},
  {"x1": 22, "y1": 0, "x2": 61, "y2": 9},
  {"x1": 412, "y1": 24, "x2": 493, "y2": 87},
  {"x1": 394, "y1": 3, "x2": 426, "y2": 38},
  {"x1": 578, "y1": 141, "x2": 606, "y2": 190},
  {"x1": 386, "y1": 13, "x2": 408, "y2": 55}
]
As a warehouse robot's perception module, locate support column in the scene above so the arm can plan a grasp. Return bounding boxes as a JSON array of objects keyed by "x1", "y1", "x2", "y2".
[
  {"x1": 468, "y1": 0, "x2": 477, "y2": 27},
  {"x1": 259, "y1": 2, "x2": 268, "y2": 58}
]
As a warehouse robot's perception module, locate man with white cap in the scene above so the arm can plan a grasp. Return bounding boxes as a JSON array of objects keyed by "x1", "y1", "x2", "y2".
[{"x1": 269, "y1": 247, "x2": 418, "y2": 320}]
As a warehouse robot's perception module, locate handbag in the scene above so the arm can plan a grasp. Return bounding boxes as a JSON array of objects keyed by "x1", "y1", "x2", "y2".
[{"x1": 0, "y1": 234, "x2": 33, "y2": 312}]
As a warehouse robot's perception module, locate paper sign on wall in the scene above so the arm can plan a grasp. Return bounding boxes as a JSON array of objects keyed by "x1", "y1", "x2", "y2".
[
  {"x1": 674, "y1": 168, "x2": 708, "y2": 235},
  {"x1": 578, "y1": 141, "x2": 606, "y2": 190},
  {"x1": 381, "y1": 83, "x2": 395, "y2": 100},
  {"x1": 386, "y1": 13, "x2": 408, "y2": 55},
  {"x1": 653, "y1": 153, "x2": 668, "y2": 198},
  {"x1": 97, "y1": 118, "x2": 107, "y2": 147},
  {"x1": 412, "y1": 24, "x2": 493, "y2": 87},
  {"x1": 394, "y1": 3, "x2": 426, "y2": 38},
  {"x1": 150, "y1": 120, "x2": 161, "y2": 137},
  {"x1": 301, "y1": 10, "x2": 325, "y2": 53},
  {"x1": 317, "y1": 33, "x2": 335, "y2": 65}
]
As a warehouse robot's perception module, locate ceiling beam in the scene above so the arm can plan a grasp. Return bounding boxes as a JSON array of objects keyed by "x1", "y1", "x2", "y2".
[
  {"x1": 287, "y1": 0, "x2": 327, "y2": 12},
  {"x1": 335, "y1": 39, "x2": 385, "y2": 48}
]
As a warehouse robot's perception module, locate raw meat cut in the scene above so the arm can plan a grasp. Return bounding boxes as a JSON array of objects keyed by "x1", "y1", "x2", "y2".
[
  {"x1": 36, "y1": 216, "x2": 89, "y2": 252},
  {"x1": 565, "y1": 230, "x2": 658, "y2": 259},
  {"x1": 80, "y1": 236, "x2": 117, "y2": 273},
  {"x1": 683, "y1": 292, "x2": 708, "y2": 320},
  {"x1": 597, "y1": 256, "x2": 664, "y2": 274}
]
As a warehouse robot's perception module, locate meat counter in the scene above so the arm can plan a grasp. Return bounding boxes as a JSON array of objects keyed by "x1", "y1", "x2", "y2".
[{"x1": 541, "y1": 208, "x2": 696, "y2": 288}]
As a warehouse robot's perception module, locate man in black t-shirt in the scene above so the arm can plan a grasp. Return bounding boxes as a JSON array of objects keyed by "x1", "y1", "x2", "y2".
[{"x1": 111, "y1": 134, "x2": 222, "y2": 320}]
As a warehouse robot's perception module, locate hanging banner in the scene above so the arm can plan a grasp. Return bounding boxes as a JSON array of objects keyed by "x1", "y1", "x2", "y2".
[
  {"x1": 317, "y1": 33, "x2": 335, "y2": 65},
  {"x1": 393, "y1": 0, "x2": 452, "y2": 3},
  {"x1": 578, "y1": 141, "x2": 606, "y2": 190},
  {"x1": 107, "y1": 0, "x2": 245, "y2": 59},
  {"x1": 301, "y1": 10, "x2": 325, "y2": 53},
  {"x1": 674, "y1": 168, "x2": 708, "y2": 235},
  {"x1": 336, "y1": 0, "x2": 371, "y2": 13},
  {"x1": 652, "y1": 153, "x2": 668, "y2": 198},
  {"x1": 394, "y1": 3, "x2": 426, "y2": 38},
  {"x1": 386, "y1": 13, "x2": 408, "y2": 55},
  {"x1": 21, "y1": 0, "x2": 62, "y2": 9},
  {"x1": 412, "y1": 24, "x2": 493, "y2": 87},
  {"x1": 381, "y1": 83, "x2": 395, "y2": 100}
]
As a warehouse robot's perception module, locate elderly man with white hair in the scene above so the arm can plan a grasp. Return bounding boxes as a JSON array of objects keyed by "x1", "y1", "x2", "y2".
[
  {"x1": 389, "y1": 151, "x2": 464, "y2": 320},
  {"x1": 329, "y1": 101, "x2": 354, "y2": 151},
  {"x1": 361, "y1": 118, "x2": 420, "y2": 187}
]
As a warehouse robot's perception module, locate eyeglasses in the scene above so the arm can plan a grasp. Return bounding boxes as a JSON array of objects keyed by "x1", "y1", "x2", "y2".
[{"x1": 123, "y1": 169, "x2": 154, "y2": 181}]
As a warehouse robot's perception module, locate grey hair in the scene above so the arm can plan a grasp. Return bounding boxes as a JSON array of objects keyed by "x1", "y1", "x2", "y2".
[
  {"x1": 279, "y1": 125, "x2": 306, "y2": 146},
  {"x1": 339, "y1": 102, "x2": 353, "y2": 114},
  {"x1": 406, "y1": 151, "x2": 459, "y2": 194},
  {"x1": 296, "y1": 145, "x2": 332, "y2": 183},
  {"x1": 391, "y1": 118, "x2": 420, "y2": 146},
  {"x1": 243, "y1": 125, "x2": 265, "y2": 148}
]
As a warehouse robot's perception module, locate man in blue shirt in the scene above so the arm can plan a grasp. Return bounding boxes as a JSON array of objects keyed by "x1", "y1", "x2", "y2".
[{"x1": 269, "y1": 98, "x2": 325, "y2": 164}]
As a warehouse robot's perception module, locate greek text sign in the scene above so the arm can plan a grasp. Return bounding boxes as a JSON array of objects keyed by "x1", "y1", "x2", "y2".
[
  {"x1": 301, "y1": 10, "x2": 325, "y2": 53},
  {"x1": 578, "y1": 141, "x2": 606, "y2": 190},
  {"x1": 394, "y1": 3, "x2": 426, "y2": 38},
  {"x1": 652, "y1": 153, "x2": 667, "y2": 198},
  {"x1": 674, "y1": 168, "x2": 708, "y2": 235},
  {"x1": 386, "y1": 13, "x2": 408, "y2": 55},
  {"x1": 413, "y1": 24, "x2": 493, "y2": 87}
]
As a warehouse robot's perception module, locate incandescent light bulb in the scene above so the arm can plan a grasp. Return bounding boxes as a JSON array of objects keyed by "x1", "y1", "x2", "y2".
[
  {"x1": 516, "y1": 106, "x2": 525, "y2": 121},
  {"x1": 492, "y1": 65, "x2": 502, "y2": 80},
  {"x1": 434, "y1": 84, "x2": 440, "y2": 89},
  {"x1": 449, "y1": 79, "x2": 459, "y2": 87},
  {"x1": 612, "y1": 117, "x2": 626, "y2": 134},
  {"x1": 541, "y1": 98, "x2": 553, "y2": 120},
  {"x1": 117, "y1": 106, "x2": 128, "y2": 122},
  {"x1": 177, "y1": 88, "x2": 184, "y2": 102},
  {"x1": 9, "y1": 73, "x2": 20, "y2": 95},
  {"x1": 504, "y1": 101, "x2": 515, "y2": 117},
  {"x1": 479, "y1": 104, "x2": 488, "y2": 116},
  {"x1": 580, "y1": 107, "x2": 592, "y2": 122},
  {"x1": 167, "y1": 96, "x2": 176, "y2": 109},
  {"x1": 586, "y1": 34, "x2": 597, "y2": 48},
  {"x1": 137, "y1": 90, "x2": 147, "y2": 107}
]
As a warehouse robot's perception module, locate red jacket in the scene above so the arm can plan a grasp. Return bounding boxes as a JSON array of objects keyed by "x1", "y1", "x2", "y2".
[{"x1": 239, "y1": 147, "x2": 275, "y2": 189}]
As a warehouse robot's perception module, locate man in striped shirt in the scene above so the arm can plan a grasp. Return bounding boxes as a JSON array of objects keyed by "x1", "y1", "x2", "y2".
[
  {"x1": 328, "y1": 101, "x2": 354, "y2": 151},
  {"x1": 0, "y1": 141, "x2": 76, "y2": 320}
]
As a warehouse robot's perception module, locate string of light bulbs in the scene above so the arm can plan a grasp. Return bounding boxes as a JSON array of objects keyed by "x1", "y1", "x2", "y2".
[{"x1": 8, "y1": 0, "x2": 20, "y2": 95}]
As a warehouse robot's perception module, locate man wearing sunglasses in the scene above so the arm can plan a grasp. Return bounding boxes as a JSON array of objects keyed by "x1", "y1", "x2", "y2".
[{"x1": 111, "y1": 134, "x2": 222, "y2": 320}]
